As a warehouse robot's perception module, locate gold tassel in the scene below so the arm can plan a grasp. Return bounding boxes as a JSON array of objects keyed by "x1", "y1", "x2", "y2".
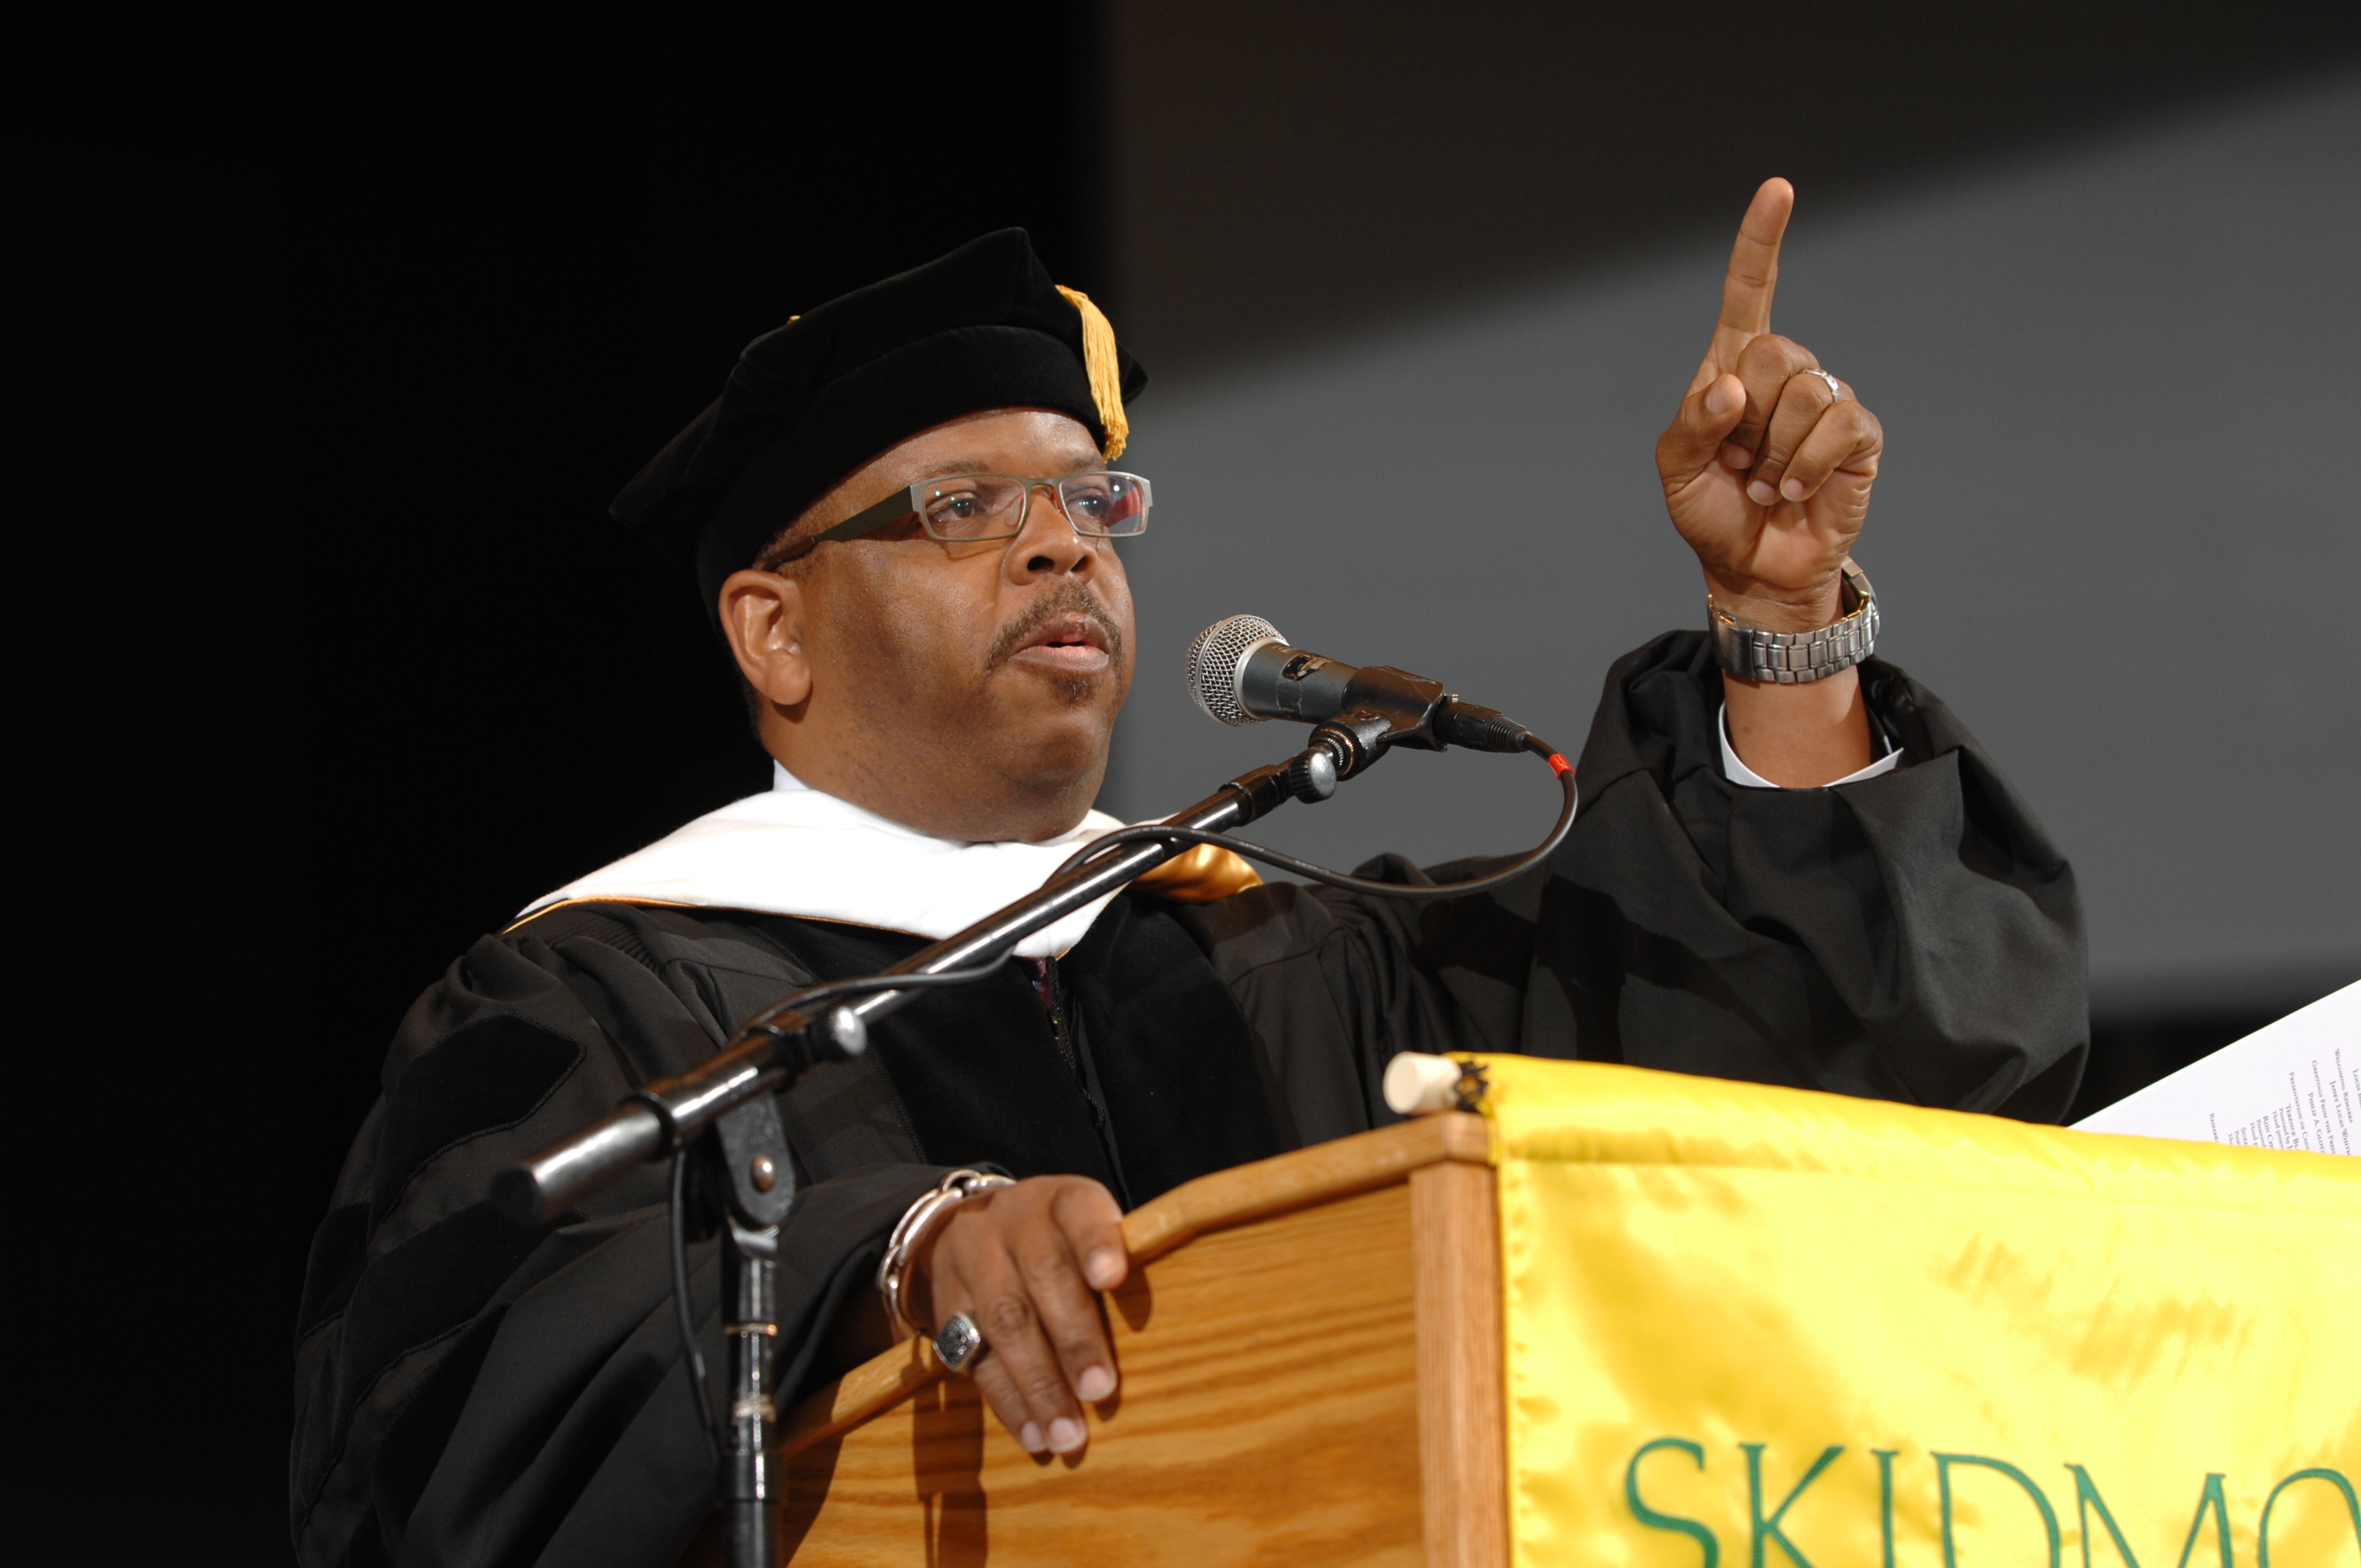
[{"x1": 1055, "y1": 285, "x2": 1130, "y2": 460}]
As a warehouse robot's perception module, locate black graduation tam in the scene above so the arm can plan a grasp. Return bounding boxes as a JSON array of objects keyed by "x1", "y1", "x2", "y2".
[{"x1": 612, "y1": 228, "x2": 1147, "y2": 618}]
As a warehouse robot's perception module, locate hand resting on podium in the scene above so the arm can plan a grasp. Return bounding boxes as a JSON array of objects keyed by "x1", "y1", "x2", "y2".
[{"x1": 902, "y1": 1174, "x2": 1130, "y2": 1460}]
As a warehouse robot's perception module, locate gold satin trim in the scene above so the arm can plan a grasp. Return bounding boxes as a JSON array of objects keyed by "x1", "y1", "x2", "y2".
[
  {"x1": 1129, "y1": 843, "x2": 1263, "y2": 903},
  {"x1": 505, "y1": 896, "x2": 699, "y2": 933},
  {"x1": 1055, "y1": 285, "x2": 1129, "y2": 460},
  {"x1": 1457, "y1": 1054, "x2": 2361, "y2": 1568}
]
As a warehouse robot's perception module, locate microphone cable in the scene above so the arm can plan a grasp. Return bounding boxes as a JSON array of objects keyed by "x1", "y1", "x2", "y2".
[
  {"x1": 730, "y1": 955, "x2": 1015, "y2": 1037},
  {"x1": 1053, "y1": 733, "x2": 1577, "y2": 901},
  {"x1": 670, "y1": 1149, "x2": 722, "y2": 1465},
  {"x1": 666, "y1": 957, "x2": 1010, "y2": 1451}
]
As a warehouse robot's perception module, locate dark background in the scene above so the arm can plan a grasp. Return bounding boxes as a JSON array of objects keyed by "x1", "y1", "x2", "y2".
[{"x1": 23, "y1": 4, "x2": 2356, "y2": 1557}]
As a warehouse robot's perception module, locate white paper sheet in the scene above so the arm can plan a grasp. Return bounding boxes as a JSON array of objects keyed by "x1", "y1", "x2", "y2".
[{"x1": 2074, "y1": 979, "x2": 2360, "y2": 1155}]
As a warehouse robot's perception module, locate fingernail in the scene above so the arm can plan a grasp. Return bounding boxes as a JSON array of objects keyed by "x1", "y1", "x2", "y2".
[
  {"x1": 1719, "y1": 443, "x2": 1751, "y2": 471},
  {"x1": 1705, "y1": 381, "x2": 1733, "y2": 415},
  {"x1": 1048, "y1": 1417, "x2": 1087, "y2": 1453},
  {"x1": 1076, "y1": 1366, "x2": 1116, "y2": 1401},
  {"x1": 1084, "y1": 1249, "x2": 1123, "y2": 1288},
  {"x1": 1780, "y1": 478, "x2": 1806, "y2": 500},
  {"x1": 1018, "y1": 1421, "x2": 1047, "y2": 1453},
  {"x1": 1747, "y1": 480, "x2": 1777, "y2": 506}
]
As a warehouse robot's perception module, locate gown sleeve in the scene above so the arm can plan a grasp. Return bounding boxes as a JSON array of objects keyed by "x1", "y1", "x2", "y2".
[
  {"x1": 1175, "y1": 630, "x2": 2089, "y2": 1131},
  {"x1": 289, "y1": 913, "x2": 944, "y2": 1568}
]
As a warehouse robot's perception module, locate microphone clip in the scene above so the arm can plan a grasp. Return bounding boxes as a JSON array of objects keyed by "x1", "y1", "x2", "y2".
[
  {"x1": 1288, "y1": 693, "x2": 1539, "y2": 805},
  {"x1": 1278, "y1": 664, "x2": 1532, "y2": 758},
  {"x1": 1305, "y1": 711, "x2": 1400, "y2": 782}
]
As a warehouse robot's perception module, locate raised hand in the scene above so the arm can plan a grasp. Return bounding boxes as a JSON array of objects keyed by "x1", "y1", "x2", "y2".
[{"x1": 1655, "y1": 178, "x2": 1883, "y2": 632}]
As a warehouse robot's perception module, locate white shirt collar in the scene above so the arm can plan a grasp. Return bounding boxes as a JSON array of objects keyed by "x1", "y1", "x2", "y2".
[{"x1": 1719, "y1": 702, "x2": 1901, "y2": 789}]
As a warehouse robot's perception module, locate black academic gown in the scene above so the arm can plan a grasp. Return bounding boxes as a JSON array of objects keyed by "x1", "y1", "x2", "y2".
[{"x1": 289, "y1": 631, "x2": 2086, "y2": 1568}]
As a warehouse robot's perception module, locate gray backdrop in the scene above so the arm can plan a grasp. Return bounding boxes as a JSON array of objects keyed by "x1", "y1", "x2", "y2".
[{"x1": 1095, "y1": 74, "x2": 2361, "y2": 1015}]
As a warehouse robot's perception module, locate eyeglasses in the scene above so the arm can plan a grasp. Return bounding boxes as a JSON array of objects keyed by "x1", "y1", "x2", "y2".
[{"x1": 784, "y1": 471, "x2": 1153, "y2": 561}]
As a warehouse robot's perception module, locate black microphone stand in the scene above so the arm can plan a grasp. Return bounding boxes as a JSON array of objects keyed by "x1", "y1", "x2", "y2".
[{"x1": 496, "y1": 722, "x2": 1402, "y2": 1568}]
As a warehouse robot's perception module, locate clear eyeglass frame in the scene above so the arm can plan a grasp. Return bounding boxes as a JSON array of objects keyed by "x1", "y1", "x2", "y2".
[{"x1": 787, "y1": 471, "x2": 1153, "y2": 560}]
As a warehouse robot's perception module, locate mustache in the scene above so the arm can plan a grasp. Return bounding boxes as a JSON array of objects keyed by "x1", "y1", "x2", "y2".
[{"x1": 986, "y1": 583, "x2": 1126, "y2": 672}]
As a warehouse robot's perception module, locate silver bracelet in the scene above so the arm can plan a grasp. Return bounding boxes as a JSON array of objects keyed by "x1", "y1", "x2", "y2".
[
  {"x1": 876, "y1": 1169, "x2": 1015, "y2": 1332},
  {"x1": 1708, "y1": 558, "x2": 1879, "y2": 684}
]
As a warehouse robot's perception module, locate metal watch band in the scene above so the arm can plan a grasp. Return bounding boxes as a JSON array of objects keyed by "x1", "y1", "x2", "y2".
[{"x1": 1708, "y1": 559, "x2": 1879, "y2": 684}]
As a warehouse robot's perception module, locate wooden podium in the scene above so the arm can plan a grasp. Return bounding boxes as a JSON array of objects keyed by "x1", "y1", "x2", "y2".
[{"x1": 768, "y1": 1114, "x2": 1504, "y2": 1567}]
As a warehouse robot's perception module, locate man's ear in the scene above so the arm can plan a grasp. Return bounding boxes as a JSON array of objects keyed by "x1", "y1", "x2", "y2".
[{"x1": 719, "y1": 568, "x2": 814, "y2": 710}]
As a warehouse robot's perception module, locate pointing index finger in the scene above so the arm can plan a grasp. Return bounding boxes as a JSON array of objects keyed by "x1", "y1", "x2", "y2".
[{"x1": 1709, "y1": 178, "x2": 1795, "y2": 371}]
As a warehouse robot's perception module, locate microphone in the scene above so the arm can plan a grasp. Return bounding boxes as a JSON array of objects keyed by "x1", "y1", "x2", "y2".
[{"x1": 1182, "y1": 614, "x2": 1533, "y2": 753}]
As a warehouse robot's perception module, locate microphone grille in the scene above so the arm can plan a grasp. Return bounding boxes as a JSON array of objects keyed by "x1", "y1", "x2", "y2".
[{"x1": 1183, "y1": 614, "x2": 1285, "y2": 727}]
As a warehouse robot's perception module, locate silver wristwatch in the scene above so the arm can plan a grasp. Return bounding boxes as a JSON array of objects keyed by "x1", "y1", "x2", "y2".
[{"x1": 1708, "y1": 559, "x2": 1879, "y2": 684}]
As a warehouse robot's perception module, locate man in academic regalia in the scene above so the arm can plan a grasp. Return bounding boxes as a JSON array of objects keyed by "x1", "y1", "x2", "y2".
[{"x1": 290, "y1": 181, "x2": 2085, "y2": 1567}]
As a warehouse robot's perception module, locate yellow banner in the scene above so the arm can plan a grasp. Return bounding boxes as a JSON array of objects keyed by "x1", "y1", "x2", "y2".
[{"x1": 1468, "y1": 1056, "x2": 2360, "y2": 1568}]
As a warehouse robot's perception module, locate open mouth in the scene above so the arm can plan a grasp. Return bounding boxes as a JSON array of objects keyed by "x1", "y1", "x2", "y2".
[{"x1": 1008, "y1": 613, "x2": 1113, "y2": 671}]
